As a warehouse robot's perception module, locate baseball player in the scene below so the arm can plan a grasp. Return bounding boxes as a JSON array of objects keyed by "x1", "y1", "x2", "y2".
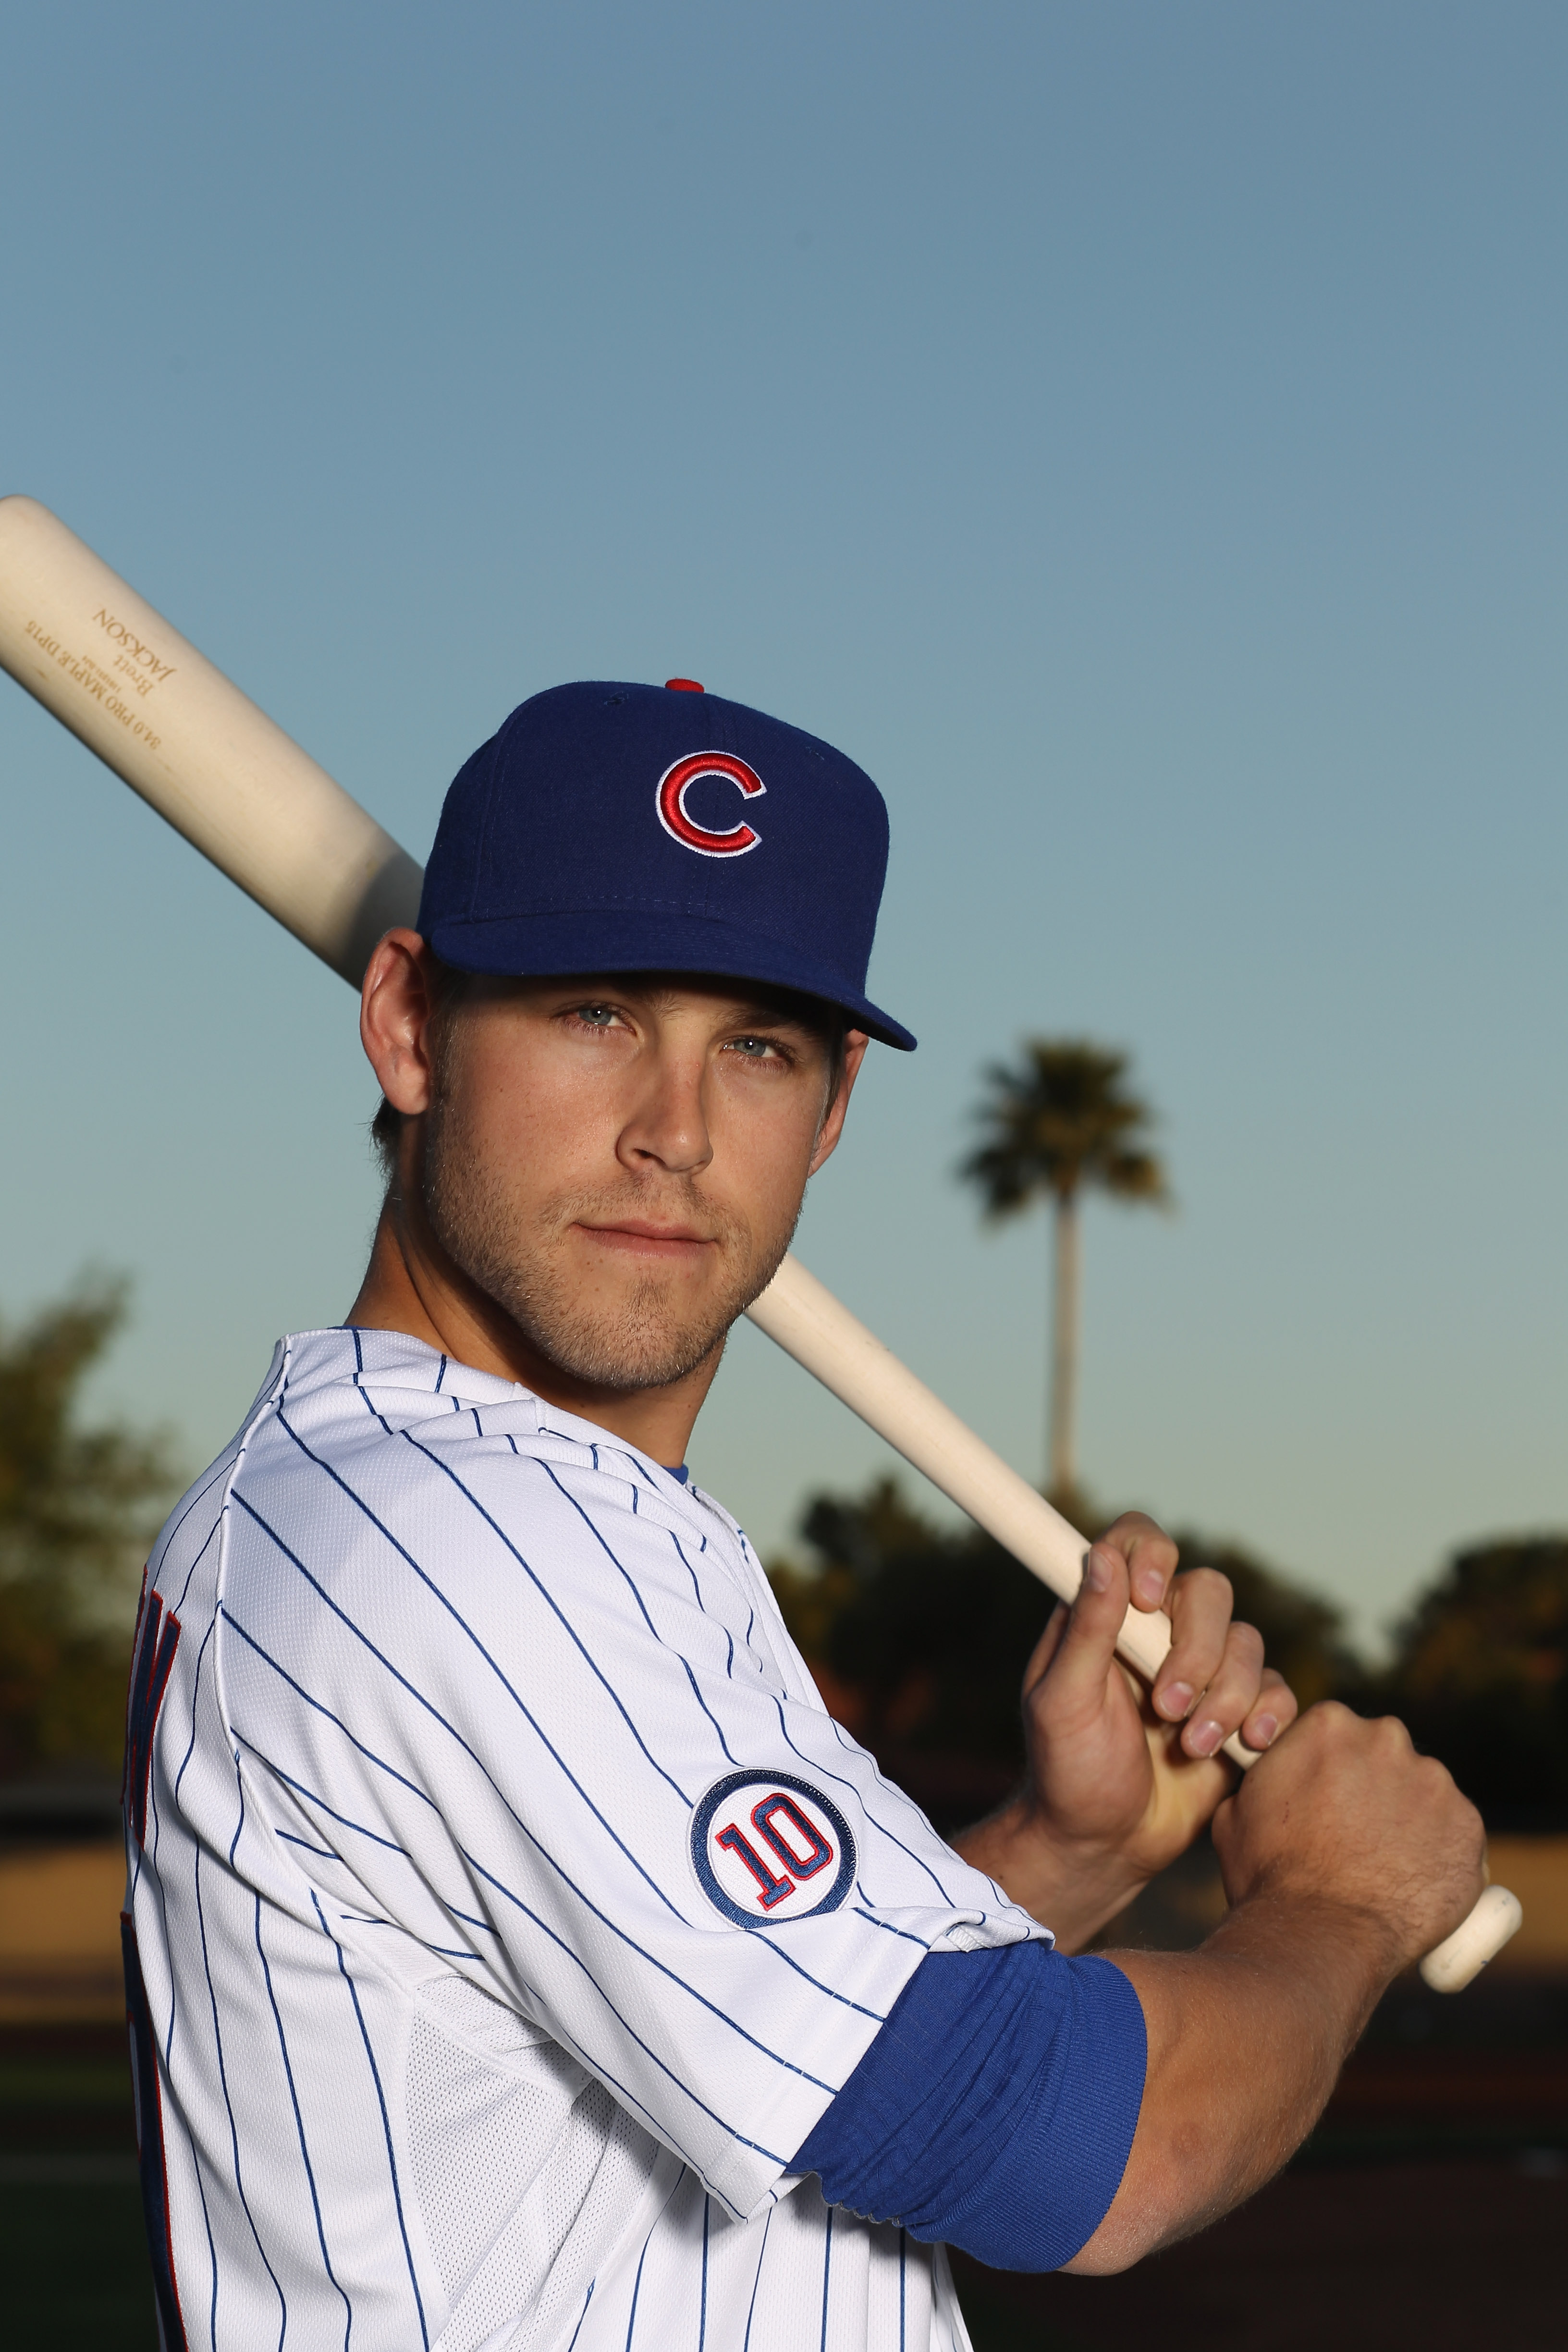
[{"x1": 122, "y1": 681, "x2": 1482, "y2": 2351}]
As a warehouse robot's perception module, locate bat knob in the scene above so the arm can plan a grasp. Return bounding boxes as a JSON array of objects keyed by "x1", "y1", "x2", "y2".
[{"x1": 1418, "y1": 1884, "x2": 1523, "y2": 1992}]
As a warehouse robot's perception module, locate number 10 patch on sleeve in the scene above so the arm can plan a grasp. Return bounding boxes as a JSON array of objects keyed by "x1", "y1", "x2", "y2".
[{"x1": 691, "y1": 1771, "x2": 857, "y2": 1926}]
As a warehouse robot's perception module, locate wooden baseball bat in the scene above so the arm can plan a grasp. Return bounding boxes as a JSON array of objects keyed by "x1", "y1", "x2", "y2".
[{"x1": 0, "y1": 495, "x2": 1519, "y2": 1992}]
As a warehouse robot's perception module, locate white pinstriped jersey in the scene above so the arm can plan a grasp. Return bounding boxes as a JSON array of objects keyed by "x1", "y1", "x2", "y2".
[{"x1": 123, "y1": 1327, "x2": 1050, "y2": 2352}]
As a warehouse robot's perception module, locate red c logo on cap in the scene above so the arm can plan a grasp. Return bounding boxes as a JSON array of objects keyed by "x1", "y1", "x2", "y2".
[{"x1": 656, "y1": 752, "x2": 766, "y2": 858}]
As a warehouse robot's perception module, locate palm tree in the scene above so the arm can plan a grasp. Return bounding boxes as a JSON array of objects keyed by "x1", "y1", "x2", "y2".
[{"x1": 962, "y1": 1042, "x2": 1167, "y2": 1499}]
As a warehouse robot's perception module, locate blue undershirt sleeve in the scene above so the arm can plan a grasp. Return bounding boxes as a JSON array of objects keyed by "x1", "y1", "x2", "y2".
[{"x1": 791, "y1": 1941, "x2": 1146, "y2": 2272}]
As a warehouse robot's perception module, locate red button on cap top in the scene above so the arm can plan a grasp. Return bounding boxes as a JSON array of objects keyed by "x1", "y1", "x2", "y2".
[{"x1": 665, "y1": 677, "x2": 705, "y2": 693}]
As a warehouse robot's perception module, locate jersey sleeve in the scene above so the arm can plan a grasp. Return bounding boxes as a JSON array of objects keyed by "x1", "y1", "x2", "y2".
[
  {"x1": 219, "y1": 1395, "x2": 1051, "y2": 2221},
  {"x1": 793, "y1": 1944, "x2": 1146, "y2": 2270}
]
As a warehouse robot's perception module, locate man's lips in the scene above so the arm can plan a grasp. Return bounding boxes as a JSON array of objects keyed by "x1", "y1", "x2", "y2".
[{"x1": 573, "y1": 1220, "x2": 720, "y2": 1259}]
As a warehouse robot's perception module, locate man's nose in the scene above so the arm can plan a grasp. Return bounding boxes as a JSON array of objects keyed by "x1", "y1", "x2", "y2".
[{"x1": 616, "y1": 1054, "x2": 713, "y2": 1176}]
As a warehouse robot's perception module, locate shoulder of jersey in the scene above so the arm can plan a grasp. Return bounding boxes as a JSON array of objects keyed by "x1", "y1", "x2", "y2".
[{"x1": 247, "y1": 1326, "x2": 737, "y2": 1546}]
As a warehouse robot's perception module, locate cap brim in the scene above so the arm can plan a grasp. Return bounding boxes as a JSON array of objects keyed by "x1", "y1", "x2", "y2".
[{"x1": 427, "y1": 910, "x2": 917, "y2": 1051}]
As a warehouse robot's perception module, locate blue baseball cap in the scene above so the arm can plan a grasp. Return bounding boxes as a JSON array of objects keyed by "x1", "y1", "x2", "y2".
[{"x1": 417, "y1": 680, "x2": 916, "y2": 1050}]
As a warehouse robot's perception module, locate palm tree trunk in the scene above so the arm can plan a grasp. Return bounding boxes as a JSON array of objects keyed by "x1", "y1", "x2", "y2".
[{"x1": 1049, "y1": 1189, "x2": 1079, "y2": 1498}]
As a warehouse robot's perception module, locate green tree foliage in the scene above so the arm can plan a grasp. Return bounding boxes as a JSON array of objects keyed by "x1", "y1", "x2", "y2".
[
  {"x1": 960, "y1": 1042, "x2": 1166, "y2": 1497},
  {"x1": 1376, "y1": 1537, "x2": 1568, "y2": 1825},
  {"x1": 0, "y1": 1281, "x2": 182, "y2": 1780}
]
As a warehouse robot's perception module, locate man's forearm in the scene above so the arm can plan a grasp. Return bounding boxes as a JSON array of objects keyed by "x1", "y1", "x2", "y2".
[
  {"x1": 954, "y1": 1794, "x2": 1151, "y2": 1952},
  {"x1": 1066, "y1": 1892, "x2": 1396, "y2": 2274}
]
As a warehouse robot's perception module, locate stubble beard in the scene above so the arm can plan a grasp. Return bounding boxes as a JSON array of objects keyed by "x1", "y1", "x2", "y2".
[{"x1": 421, "y1": 1090, "x2": 797, "y2": 1393}]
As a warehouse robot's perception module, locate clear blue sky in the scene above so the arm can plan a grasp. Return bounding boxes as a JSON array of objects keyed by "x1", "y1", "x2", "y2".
[{"x1": 2, "y1": 3, "x2": 1563, "y2": 1649}]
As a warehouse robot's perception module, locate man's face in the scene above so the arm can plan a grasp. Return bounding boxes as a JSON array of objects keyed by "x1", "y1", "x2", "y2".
[{"x1": 416, "y1": 971, "x2": 864, "y2": 1392}]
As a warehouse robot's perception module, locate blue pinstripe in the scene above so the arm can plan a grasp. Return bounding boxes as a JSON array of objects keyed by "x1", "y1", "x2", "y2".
[
  {"x1": 853, "y1": 1907, "x2": 933, "y2": 1952},
  {"x1": 253, "y1": 1895, "x2": 353, "y2": 2351},
  {"x1": 566, "y1": 2280, "x2": 596, "y2": 2349},
  {"x1": 309, "y1": 1893, "x2": 429, "y2": 2350},
  {"x1": 623, "y1": 2208, "x2": 662, "y2": 2352},
  {"x1": 227, "y1": 1746, "x2": 248, "y2": 1868},
  {"x1": 749, "y1": 1932, "x2": 890, "y2": 2023},
  {"x1": 193, "y1": 2130, "x2": 220, "y2": 2352},
  {"x1": 741, "y1": 2206, "x2": 772, "y2": 2352},
  {"x1": 237, "y1": 1741, "x2": 412, "y2": 1858},
  {"x1": 193, "y1": 1843, "x2": 287, "y2": 2350}
]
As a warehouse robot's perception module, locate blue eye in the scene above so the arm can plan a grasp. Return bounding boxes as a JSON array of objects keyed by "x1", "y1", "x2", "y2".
[{"x1": 577, "y1": 1006, "x2": 616, "y2": 1027}]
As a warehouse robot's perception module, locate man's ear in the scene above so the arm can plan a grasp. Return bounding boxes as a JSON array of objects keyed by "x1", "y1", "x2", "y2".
[
  {"x1": 807, "y1": 1030, "x2": 870, "y2": 1177},
  {"x1": 360, "y1": 930, "x2": 440, "y2": 1115}
]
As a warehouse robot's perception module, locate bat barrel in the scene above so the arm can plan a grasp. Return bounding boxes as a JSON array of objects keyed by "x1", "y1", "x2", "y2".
[
  {"x1": 0, "y1": 496, "x2": 422, "y2": 984},
  {"x1": 747, "y1": 1253, "x2": 1183, "y2": 1685}
]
